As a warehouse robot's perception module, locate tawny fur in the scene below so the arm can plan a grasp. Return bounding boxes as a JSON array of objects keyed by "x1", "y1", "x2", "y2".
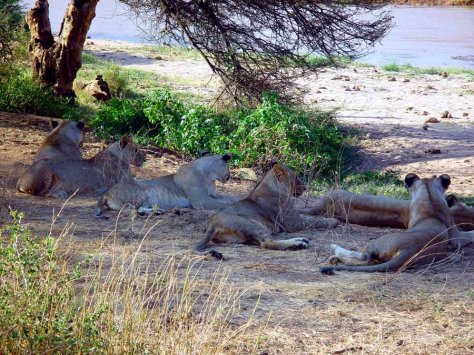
[
  {"x1": 33, "y1": 120, "x2": 84, "y2": 162},
  {"x1": 195, "y1": 163, "x2": 338, "y2": 257},
  {"x1": 17, "y1": 136, "x2": 146, "y2": 198},
  {"x1": 320, "y1": 174, "x2": 455, "y2": 274},
  {"x1": 95, "y1": 153, "x2": 239, "y2": 217},
  {"x1": 301, "y1": 189, "x2": 474, "y2": 236}
]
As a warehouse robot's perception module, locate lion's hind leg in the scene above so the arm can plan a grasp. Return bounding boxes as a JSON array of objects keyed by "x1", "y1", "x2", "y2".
[{"x1": 327, "y1": 244, "x2": 368, "y2": 266}]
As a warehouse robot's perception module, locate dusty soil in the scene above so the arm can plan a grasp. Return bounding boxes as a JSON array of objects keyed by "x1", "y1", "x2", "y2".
[
  {"x1": 85, "y1": 40, "x2": 474, "y2": 195},
  {"x1": 1, "y1": 113, "x2": 473, "y2": 354}
]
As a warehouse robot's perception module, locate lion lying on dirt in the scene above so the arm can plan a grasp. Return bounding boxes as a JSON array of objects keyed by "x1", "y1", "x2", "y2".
[
  {"x1": 17, "y1": 136, "x2": 146, "y2": 197},
  {"x1": 302, "y1": 189, "x2": 474, "y2": 231},
  {"x1": 33, "y1": 120, "x2": 85, "y2": 162},
  {"x1": 320, "y1": 174, "x2": 455, "y2": 274},
  {"x1": 94, "y1": 152, "x2": 239, "y2": 217},
  {"x1": 446, "y1": 194, "x2": 474, "y2": 231},
  {"x1": 195, "y1": 162, "x2": 339, "y2": 259}
]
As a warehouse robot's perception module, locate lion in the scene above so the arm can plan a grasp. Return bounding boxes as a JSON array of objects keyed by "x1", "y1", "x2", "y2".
[
  {"x1": 301, "y1": 189, "x2": 474, "y2": 232},
  {"x1": 17, "y1": 136, "x2": 146, "y2": 197},
  {"x1": 320, "y1": 174, "x2": 455, "y2": 274},
  {"x1": 446, "y1": 194, "x2": 474, "y2": 231},
  {"x1": 94, "y1": 152, "x2": 239, "y2": 217},
  {"x1": 194, "y1": 162, "x2": 339, "y2": 259},
  {"x1": 33, "y1": 120, "x2": 85, "y2": 162}
]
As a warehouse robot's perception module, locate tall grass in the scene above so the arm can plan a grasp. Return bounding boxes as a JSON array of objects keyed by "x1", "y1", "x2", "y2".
[{"x1": 0, "y1": 211, "x2": 264, "y2": 354}]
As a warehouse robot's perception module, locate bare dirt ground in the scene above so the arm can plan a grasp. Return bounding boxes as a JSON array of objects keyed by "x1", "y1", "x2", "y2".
[
  {"x1": 84, "y1": 39, "x2": 474, "y2": 195},
  {"x1": 1, "y1": 113, "x2": 473, "y2": 354}
]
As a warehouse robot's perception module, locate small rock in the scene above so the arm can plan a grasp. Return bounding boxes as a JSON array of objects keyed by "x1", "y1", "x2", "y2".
[
  {"x1": 422, "y1": 111, "x2": 429, "y2": 115},
  {"x1": 319, "y1": 86, "x2": 327, "y2": 89},
  {"x1": 422, "y1": 125, "x2": 428, "y2": 130},
  {"x1": 343, "y1": 76, "x2": 351, "y2": 81},
  {"x1": 388, "y1": 76, "x2": 396, "y2": 82},
  {"x1": 352, "y1": 86, "x2": 361, "y2": 91},
  {"x1": 441, "y1": 72, "x2": 449, "y2": 78},
  {"x1": 425, "y1": 149, "x2": 441, "y2": 154},
  {"x1": 426, "y1": 85, "x2": 436, "y2": 90},
  {"x1": 374, "y1": 69, "x2": 379, "y2": 73},
  {"x1": 353, "y1": 68, "x2": 358, "y2": 72},
  {"x1": 464, "y1": 159, "x2": 470, "y2": 163},
  {"x1": 441, "y1": 111, "x2": 452, "y2": 118},
  {"x1": 86, "y1": 40, "x2": 94, "y2": 45},
  {"x1": 316, "y1": 90, "x2": 322, "y2": 94},
  {"x1": 425, "y1": 117, "x2": 440, "y2": 123},
  {"x1": 397, "y1": 340, "x2": 404, "y2": 346},
  {"x1": 345, "y1": 87, "x2": 352, "y2": 91},
  {"x1": 462, "y1": 112, "x2": 469, "y2": 117},
  {"x1": 403, "y1": 78, "x2": 410, "y2": 83},
  {"x1": 154, "y1": 55, "x2": 163, "y2": 60},
  {"x1": 407, "y1": 107, "x2": 414, "y2": 111}
]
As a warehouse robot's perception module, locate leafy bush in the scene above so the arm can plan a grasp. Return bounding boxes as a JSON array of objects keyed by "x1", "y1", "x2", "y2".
[
  {"x1": 104, "y1": 64, "x2": 128, "y2": 97},
  {"x1": 0, "y1": 68, "x2": 72, "y2": 116},
  {"x1": 89, "y1": 97, "x2": 150, "y2": 140},
  {"x1": 91, "y1": 89, "x2": 345, "y2": 175},
  {"x1": 0, "y1": 211, "x2": 109, "y2": 353}
]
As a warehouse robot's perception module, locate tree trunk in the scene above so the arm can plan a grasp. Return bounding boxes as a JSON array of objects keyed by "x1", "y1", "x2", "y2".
[{"x1": 25, "y1": 0, "x2": 99, "y2": 97}]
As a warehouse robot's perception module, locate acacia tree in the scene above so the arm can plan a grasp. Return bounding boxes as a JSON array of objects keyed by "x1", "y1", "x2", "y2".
[
  {"x1": 121, "y1": 0, "x2": 392, "y2": 104},
  {"x1": 25, "y1": 0, "x2": 99, "y2": 97}
]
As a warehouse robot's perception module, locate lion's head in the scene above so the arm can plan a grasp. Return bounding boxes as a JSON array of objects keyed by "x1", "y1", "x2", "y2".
[
  {"x1": 51, "y1": 120, "x2": 85, "y2": 147},
  {"x1": 258, "y1": 162, "x2": 306, "y2": 198},
  {"x1": 193, "y1": 152, "x2": 232, "y2": 183},
  {"x1": 119, "y1": 135, "x2": 146, "y2": 167}
]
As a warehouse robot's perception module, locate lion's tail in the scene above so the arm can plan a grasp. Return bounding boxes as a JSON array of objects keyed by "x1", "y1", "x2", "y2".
[
  {"x1": 320, "y1": 250, "x2": 412, "y2": 274},
  {"x1": 194, "y1": 225, "x2": 223, "y2": 260}
]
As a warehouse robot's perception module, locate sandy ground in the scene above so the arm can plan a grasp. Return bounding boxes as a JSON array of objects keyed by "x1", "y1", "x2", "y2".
[
  {"x1": 84, "y1": 39, "x2": 474, "y2": 195},
  {"x1": 1, "y1": 113, "x2": 473, "y2": 354},
  {"x1": 1, "y1": 41, "x2": 473, "y2": 353}
]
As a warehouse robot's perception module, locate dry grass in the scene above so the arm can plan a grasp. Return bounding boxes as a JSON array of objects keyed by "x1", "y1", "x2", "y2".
[
  {"x1": 0, "y1": 210, "x2": 266, "y2": 354},
  {"x1": 1, "y1": 114, "x2": 474, "y2": 354}
]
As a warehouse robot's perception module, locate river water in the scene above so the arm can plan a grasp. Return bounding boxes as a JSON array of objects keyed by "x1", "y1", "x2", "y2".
[{"x1": 22, "y1": 0, "x2": 474, "y2": 68}]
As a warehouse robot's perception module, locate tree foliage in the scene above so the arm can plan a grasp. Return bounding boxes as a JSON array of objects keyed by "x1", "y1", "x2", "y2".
[
  {"x1": 0, "y1": 0, "x2": 24, "y2": 61},
  {"x1": 121, "y1": 0, "x2": 392, "y2": 104}
]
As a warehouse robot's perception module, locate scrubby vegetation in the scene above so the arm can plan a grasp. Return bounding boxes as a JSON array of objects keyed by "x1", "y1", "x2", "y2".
[
  {"x1": 90, "y1": 91, "x2": 344, "y2": 173},
  {"x1": 383, "y1": 63, "x2": 474, "y2": 77},
  {"x1": 0, "y1": 211, "x2": 261, "y2": 353}
]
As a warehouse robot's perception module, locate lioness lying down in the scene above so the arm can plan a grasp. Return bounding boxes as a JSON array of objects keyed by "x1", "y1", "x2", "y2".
[
  {"x1": 195, "y1": 162, "x2": 338, "y2": 258},
  {"x1": 302, "y1": 189, "x2": 474, "y2": 232},
  {"x1": 17, "y1": 136, "x2": 146, "y2": 197},
  {"x1": 320, "y1": 174, "x2": 454, "y2": 274},
  {"x1": 94, "y1": 152, "x2": 238, "y2": 217},
  {"x1": 34, "y1": 120, "x2": 84, "y2": 162}
]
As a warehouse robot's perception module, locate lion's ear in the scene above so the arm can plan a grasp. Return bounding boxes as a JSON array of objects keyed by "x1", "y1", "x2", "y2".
[
  {"x1": 222, "y1": 153, "x2": 231, "y2": 162},
  {"x1": 404, "y1": 173, "x2": 420, "y2": 188},
  {"x1": 446, "y1": 194, "x2": 458, "y2": 207},
  {"x1": 439, "y1": 174, "x2": 451, "y2": 190},
  {"x1": 51, "y1": 119, "x2": 59, "y2": 129},
  {"x1": 76, "y1": 121, "x2": 85, "y2": 130}
]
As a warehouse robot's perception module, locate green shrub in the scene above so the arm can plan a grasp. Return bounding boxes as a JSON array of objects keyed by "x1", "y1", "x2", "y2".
[
  {"x1": 0, "y1": 210, "x2": 109, "y2": 353},
  {"x1": 89, "y1": 97, "x2": 150, "y2": 140},
  {"x1": 104, "y1": 64, "x2": 128, "y2": 97},
  {"x1": 0, "y1": 68, "x2": 72, "y2": 116},
  {"x1": 92, "y1": 89, "x2": 345, "y2": 175}
]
